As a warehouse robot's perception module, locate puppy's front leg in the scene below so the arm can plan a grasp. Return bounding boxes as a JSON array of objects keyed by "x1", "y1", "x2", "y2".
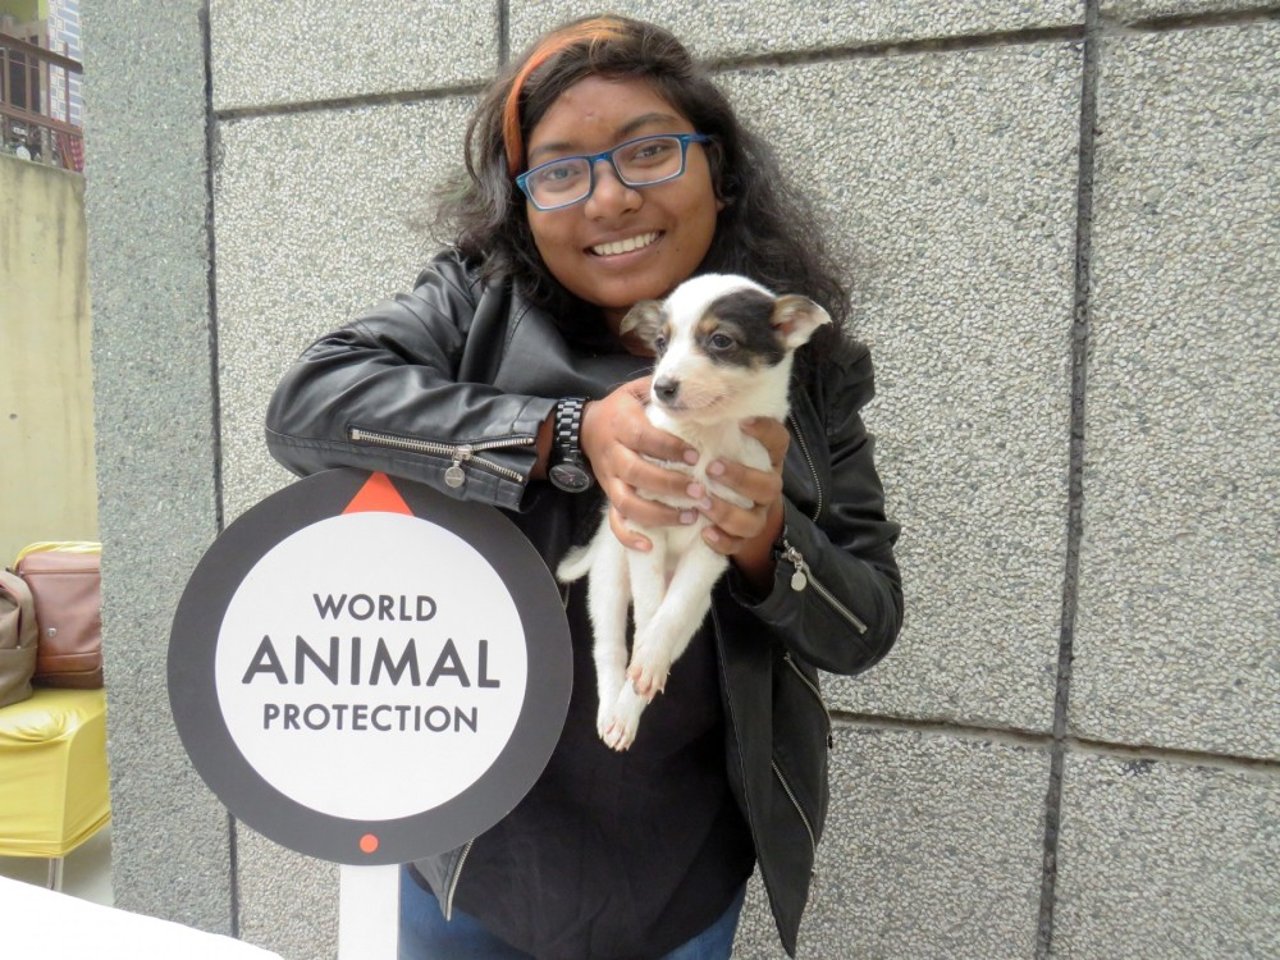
[
  {"x1": 628, "y1": 532, "x2": 667, "y2": 636},
  {"x1": 598, "y1": 533, "x2": 666, "y2": 751},
  {"x1": 584, "y1": 530, "x2": 632, "y2": 745},
  {"x1": 628, "y1": 544, "x2": 728, "y2": 697}
]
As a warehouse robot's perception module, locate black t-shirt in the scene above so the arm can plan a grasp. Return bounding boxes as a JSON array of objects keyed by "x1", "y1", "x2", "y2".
[{"x1": 451, "y1": 581, "x2": 756, "y2": 960}]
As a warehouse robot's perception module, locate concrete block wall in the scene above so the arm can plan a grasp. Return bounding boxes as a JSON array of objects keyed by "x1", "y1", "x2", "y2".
[{"x1": 84, "y1": 2, "x2": 1279, "y2": 958}]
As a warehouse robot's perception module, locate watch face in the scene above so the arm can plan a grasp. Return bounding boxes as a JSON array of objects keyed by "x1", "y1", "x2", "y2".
[{"x1": 549, "y1": 462, "x2": 593, "y2": 493}]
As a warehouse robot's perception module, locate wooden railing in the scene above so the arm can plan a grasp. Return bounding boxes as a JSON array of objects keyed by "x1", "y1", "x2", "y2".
[{"x1": 0, "y1": 30, "x2": 83, "y2": 172}]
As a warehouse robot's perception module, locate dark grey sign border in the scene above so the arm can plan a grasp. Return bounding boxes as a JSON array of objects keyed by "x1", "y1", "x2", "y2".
[{"x1": 169, "y1": 468, "x2": 572, "y2": 865}]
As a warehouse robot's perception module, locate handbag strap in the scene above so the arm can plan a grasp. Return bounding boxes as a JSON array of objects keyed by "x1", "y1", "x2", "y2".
[
  {"x1": 0, "y1": 568, "x2": 38, "y2": 651},
  {"x1": 14, "y1": 540, "x2": 102, "y2": 565}
]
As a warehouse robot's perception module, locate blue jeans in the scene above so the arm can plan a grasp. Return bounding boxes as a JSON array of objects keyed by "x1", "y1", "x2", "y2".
[{"x1": 398, "y1": 866, "x2": 746, "y2": 959}]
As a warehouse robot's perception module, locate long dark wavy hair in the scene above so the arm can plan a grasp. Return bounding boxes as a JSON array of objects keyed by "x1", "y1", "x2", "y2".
[{"x1": 435, "y1": 14, "x2": 859, "y2": 380}]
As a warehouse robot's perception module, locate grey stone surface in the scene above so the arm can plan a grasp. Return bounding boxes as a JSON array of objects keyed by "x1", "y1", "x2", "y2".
[
  {"x1": 236, "y1": 827, "x2": 338, "y2": 960},
  {"x1": 209, "y1": 0, "x2": 496, "y2": 111},
  {"x1": 1053, "y1": 751, "x2": 1280, "y2": 958},
  {"x1": 732, "y1": 726, "x2": 1048, "y2": 959},
  {"x1": 83, "y1": 1, "x2": 234, "y2": 935},
  {"x1": 1101, "y1": 0, "x2": 1275, "y2": 20},
  {"x1": 212, "y1": 95, "x2": 475, "y2": 524},
  {"x1": 511, "y1": 1, "x2": 1084, "y2": 62},
  {"x1": 1073, "y1": 23, "x2": 1280, "y2": 758},
  {"x1": 721, "y1": 45, "x2": 1082, "y2": 733}
]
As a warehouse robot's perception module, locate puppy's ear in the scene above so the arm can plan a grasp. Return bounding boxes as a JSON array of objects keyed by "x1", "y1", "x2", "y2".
[
  {"x1": 619, "y1": 300, "x2": 665, "y2": 345},
  {"x1": 772, "y1": 295, "x2": 832, "y2": 350}
]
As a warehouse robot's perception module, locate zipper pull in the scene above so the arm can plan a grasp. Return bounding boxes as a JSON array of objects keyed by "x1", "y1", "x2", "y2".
[
  {"x1": 445, "y1": 445, "x2": 472, "y2": 488},
  {"x1": 781, "y1": 539, "x2": 808, "y2": 592}
]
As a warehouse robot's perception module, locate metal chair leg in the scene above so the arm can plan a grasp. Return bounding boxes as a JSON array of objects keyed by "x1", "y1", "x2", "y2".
[{"x1": 47, "y1": 857, "x2": 64, "y2": 891}]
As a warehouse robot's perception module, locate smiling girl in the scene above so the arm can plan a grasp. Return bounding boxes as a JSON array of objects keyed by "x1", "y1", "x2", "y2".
[{"x1": 267, "y1": 15, "x2": 902, "y2": 960}]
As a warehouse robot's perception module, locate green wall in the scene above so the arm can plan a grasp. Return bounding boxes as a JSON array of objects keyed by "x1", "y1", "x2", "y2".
[{"x1": 0, "y1": 155, "x2": 96, "y2": 565}]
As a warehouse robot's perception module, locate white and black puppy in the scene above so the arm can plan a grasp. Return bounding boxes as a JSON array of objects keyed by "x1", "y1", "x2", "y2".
[{"x1": 557, "y1": 274, "x2": 830, "y2": 751}]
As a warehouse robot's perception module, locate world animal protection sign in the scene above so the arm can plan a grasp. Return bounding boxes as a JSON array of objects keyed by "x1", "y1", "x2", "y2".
[{"x1": 169, "y1": 469, "x2": 571, "y2": 865}]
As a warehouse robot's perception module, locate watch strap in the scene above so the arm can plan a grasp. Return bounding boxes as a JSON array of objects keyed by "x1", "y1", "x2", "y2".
[
  {"x1": 553, "y1": 397, "x2": 588, "y2": 464},
  {"x1": 548, "y1": 397, "x2": 594, "y2": 492}
]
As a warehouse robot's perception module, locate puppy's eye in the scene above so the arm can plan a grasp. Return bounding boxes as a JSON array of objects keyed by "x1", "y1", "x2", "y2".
[
  {"x1": 653, "y1": 335, "x2": 668, "y2": 352},
  {"x1": 708, "y1": 332, "x2": 735, "y2": 351}
]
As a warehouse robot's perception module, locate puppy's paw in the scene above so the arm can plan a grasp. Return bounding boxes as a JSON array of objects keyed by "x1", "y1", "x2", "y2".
[
  {"x1": 627, "y1": 645, "x2": 671, "y2": 699},
  {"x1": 596, "y1": 688, "x2": 624, "y2": 742},
  {"x1": 601, "y1": 720, "x2": 635, "y2": 752},
  {"x1": 599, "y1": 686, "x2": 646, "y2": 751},
  {"x1": 595, "y1": 672, "x2": 627, "y2": 740}
]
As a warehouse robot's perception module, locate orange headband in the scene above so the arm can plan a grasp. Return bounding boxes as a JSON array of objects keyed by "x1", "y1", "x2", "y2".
[{"x1": 502, "y1": 18, "x2": 629, "y2": 174}]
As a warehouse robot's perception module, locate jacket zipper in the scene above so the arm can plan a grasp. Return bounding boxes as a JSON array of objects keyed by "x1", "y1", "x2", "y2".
[
  {"x1": 443, "y1": 838, "x2": 474, "y2": 921},
  {"x1": 787, "y1": 412, "x2": 822, "y2": 522},
  {"x1": 783, "y1": 651, "x2": 834, "y2": 749},
  {"x1": 348, "y1": 427, "x2": 533, "y2": 488},
  {"x1": 779, "y1": 539, "x2": 868, "y2": 634},
  {"x1": 771, "y1": 760, "x2": 816, "y2": 856}
]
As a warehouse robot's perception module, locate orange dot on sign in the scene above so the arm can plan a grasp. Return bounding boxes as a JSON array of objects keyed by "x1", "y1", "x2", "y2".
[{"x1": 359, "y1": 834, "x2": 379, "y2": 854}]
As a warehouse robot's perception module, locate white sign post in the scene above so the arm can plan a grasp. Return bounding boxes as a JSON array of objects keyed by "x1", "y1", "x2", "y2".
[
  {"x1": 170, "y1": 470, "x2": 572, "y2": 959},
  {"x1": 338, "y1": 864, "x2": 400, "y2": 958}
]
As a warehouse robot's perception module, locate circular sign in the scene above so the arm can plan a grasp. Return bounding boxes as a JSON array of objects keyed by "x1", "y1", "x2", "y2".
[{"x1": 169, "y1": 469, "x2": 572, "y2": 865}]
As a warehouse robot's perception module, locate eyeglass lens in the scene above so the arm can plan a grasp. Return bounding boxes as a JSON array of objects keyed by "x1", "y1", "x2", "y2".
[{"x1": 526, "y1": 136, "x2": 686, "y2": 208}]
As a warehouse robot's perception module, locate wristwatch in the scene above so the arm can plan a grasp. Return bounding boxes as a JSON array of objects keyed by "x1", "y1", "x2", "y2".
[{"x1": 548, "y1": 397, "x2": 595, "y2": 493}]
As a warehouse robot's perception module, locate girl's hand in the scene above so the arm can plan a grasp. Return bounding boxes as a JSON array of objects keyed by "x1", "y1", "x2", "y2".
[
  {"x1": 580, "y1": 377, "x2": 699, "y2": 553},
  {"x1": 692, "y1": 418, "x2": 790, "y2": 591}
]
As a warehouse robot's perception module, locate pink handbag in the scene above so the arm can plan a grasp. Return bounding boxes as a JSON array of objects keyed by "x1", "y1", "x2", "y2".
[{"x1": 15, "y1": 544, "x2": 103, "y2": 689}]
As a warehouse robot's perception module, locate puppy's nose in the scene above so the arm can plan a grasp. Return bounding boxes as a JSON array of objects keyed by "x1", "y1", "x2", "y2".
[{"x1": 653, "y1": 378, "x2": 680, "y2": 404}]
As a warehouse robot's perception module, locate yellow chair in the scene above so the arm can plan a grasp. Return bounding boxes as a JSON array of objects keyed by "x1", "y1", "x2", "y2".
[{"x1": 0, "y1": 686, "x2": 111, "y2": 888}]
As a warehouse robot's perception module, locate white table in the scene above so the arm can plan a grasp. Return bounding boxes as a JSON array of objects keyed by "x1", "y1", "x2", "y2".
[{"x1": 2, "y1": 874, "x2": 284, "y2": 959}]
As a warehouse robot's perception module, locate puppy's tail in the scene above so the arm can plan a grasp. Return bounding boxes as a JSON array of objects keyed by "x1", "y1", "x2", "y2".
[{"x1": 556, "y1": 542, "x2": 597, "y2": 584}]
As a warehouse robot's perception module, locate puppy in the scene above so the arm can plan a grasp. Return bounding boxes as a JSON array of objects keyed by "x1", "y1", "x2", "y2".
[{"x1": 557, "y1": 274, "x2": 830, "y2": 751}]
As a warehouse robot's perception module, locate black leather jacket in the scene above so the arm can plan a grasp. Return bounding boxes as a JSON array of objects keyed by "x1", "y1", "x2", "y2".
[{"x1": 265, "y1": 250, "x2": 903, "y2": 956}]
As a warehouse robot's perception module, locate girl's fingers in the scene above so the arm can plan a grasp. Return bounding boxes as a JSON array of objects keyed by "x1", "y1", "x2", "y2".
[
  {"x1": 608, "y1": 504, "x2": 652, "y2": 553},
  {"x1": 636, "y1": 421, "x2": 699, "y2": 466},
  {"x1": 699, "y1": 459, "x2": 783, "y2": 507},
  {"x1": 583, "y1": 382, "x2": 792, "y2": 555},
  {"x1": 700, "y1": 524, "x2": 743, "y2": 556},
  {"x1": 697, "y1": 496, "x2": 769, "y2": 542},
  {"x1": 608, "y1": 479, "x2": 686, "y2": 531},
  {"x1": 580, "y1": 378, "x2": 698, "y2": 517},
  {"x1": 618, "y1": 450, "x2": 698, "y2": 500}
]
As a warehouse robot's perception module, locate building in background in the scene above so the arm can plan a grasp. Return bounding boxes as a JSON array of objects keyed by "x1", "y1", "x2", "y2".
[{"x1": 0, "y1": 0, "x2": 82, "y2": 170}]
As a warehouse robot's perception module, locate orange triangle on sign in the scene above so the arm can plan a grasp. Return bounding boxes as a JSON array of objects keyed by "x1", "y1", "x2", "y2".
[{"x1": 342, "y1": 472, "x2": 413, "y2": 516}]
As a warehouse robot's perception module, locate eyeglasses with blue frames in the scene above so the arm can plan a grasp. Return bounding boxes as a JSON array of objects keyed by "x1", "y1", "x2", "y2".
[{"x1": 515, "y1": 133, "x2": 713, "y2": 211}]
